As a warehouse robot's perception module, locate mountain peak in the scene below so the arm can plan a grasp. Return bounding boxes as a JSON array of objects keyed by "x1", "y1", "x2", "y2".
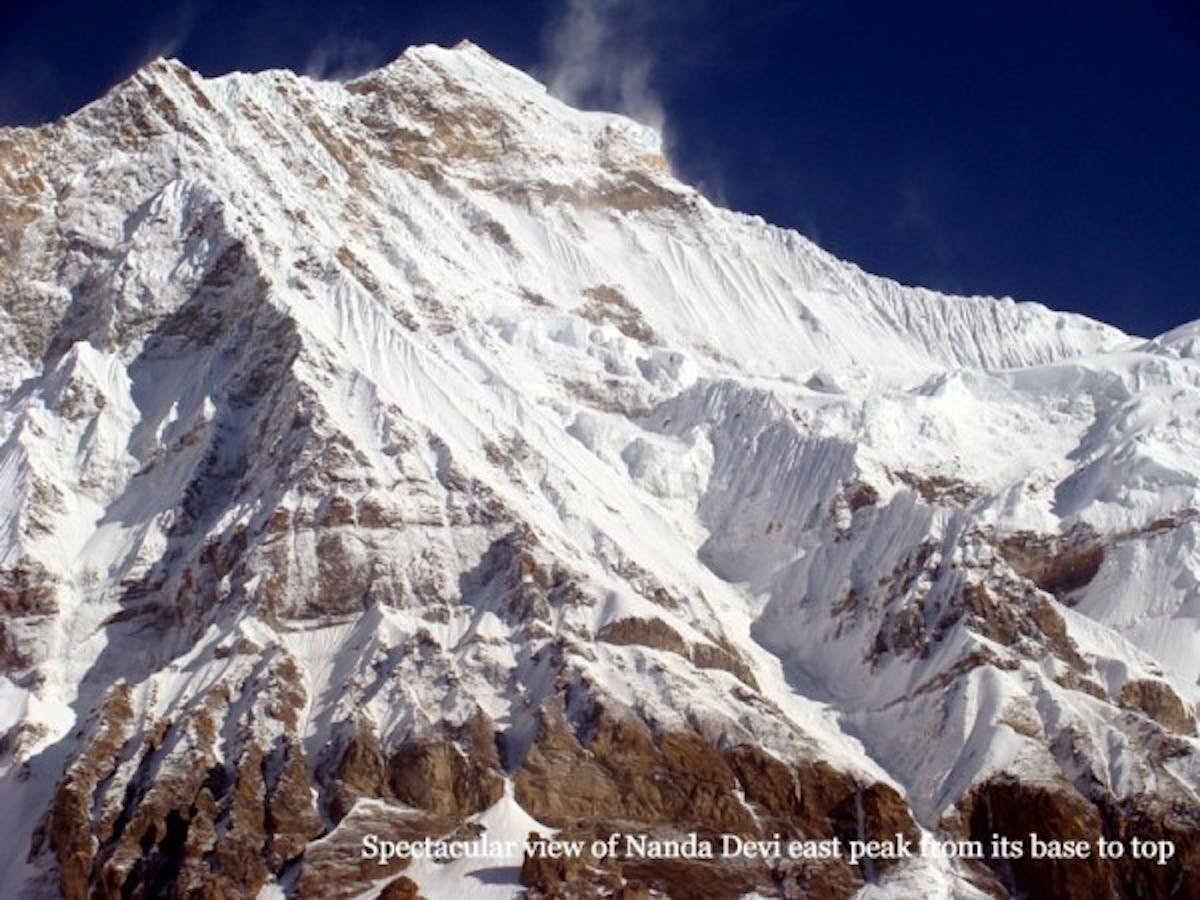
[
  {"x1": 348, "y1": 41, "x2": 670, "y2": 177},
  {"x1": 2, "y1": 39, "x2": 1198, "y2": 900},
  {"x1": 38, "y1": 42, "x2": 672, "y2": 206}
]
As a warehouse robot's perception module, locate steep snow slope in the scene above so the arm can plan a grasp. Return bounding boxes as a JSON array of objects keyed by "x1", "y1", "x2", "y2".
[{"x1": 0, "y1": 42, "x2": 1197, "y2": 899}]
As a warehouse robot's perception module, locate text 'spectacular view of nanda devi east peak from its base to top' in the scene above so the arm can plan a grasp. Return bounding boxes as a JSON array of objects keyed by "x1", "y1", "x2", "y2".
[{"x1": 1, "y1": 9, "x2": 1199, "y2": 900}]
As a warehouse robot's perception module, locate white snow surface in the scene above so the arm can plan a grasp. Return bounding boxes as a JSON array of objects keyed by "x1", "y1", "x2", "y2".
[{"x1": 0, "y1": 41, "x2": 1197, "y2": 898}]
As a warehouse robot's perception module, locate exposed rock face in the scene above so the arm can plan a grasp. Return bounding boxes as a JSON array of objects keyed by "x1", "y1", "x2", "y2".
[
  {"x1": 2, "y1": 41, "x2": 1199, "y2": 900},
  {"x1": 291, "y1": 802, "x2": 451, "y2": 900},
  {"x1": 376, "y1": 876, "x2": 423, "y2": 900},
  {"x1": 319, "y1": 720, "x2": 389, "y2": 823},
  {"x1": 511, "y1": 703, "x2": 918, "y2": 897},
  {"x1": 387, "y1": 739, "x2": 505, "y2": 817},
  {"x1": 519, "y1": 828, "x2": 758, "y2": 900},
  {"x1": 32, "y1": 655, "x2": 324, "y2": 899},
  {"x1": 515, "y1": 707, "x2": 757, "y2": 833},
  {"x1": 997, "y1": 528, "x2": 1106, "y2": 599},
  {"x1": 0, "y1": 561, "x2": 58, "y2": 617},
  {"x1": 1118, "y1": 678, "x2": 1195, "y2": 735},
  {"x1": 961, "y1": 776, "x2": 1200, "y2": 900},
  {"x1": 597, "y1": 616, "x2": 759, "y2": 689},
  {"x1": 39, "y1": 684, "x2": 136, "y2": 900}
]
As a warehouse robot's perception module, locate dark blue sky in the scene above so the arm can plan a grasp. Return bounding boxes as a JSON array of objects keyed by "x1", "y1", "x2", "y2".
[{"x1": 2, "y1": 1, "x2": 1197, "y2": 336}]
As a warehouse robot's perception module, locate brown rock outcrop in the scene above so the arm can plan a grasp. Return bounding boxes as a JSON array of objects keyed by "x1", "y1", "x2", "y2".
[
  {"x1": 598, "y1": 616, "x2": 759, "y2": 690},
  {"x1": 0, "y1": 560, "x2": 58, "y2": 616},
  {"x1": 961, "y1": 775, "x2": 1200, "y2": 900},
  {"x1": 387, "y1": 738, "x2": 505, "y2": 817},
  {"x1": 597, "y1": 616, "x2": 688, "y2": 656},
  {"x1": 514, "y1": 705, "x2": 918, "y2": 898},
  {"x1": 292, "y1": 801, "x2": 453, "y2": 900},
  {"x1": 892, "y1": 470, "x2": 980, "y2": 505},
  {"x1": 377, "y1": 875, "x2": 424, "y2": 899},
  {"x1": 265, "y1": 738, "x2": 325, "y2": 868},
  {"x1": 515, "y1": 705, "x2": 756, "y2": 833},
  {"x1": 35, "y1": 651, "x2": 327, "y2": 899},
  {"x1": 1118, "y1": 678, "x2": 1194, "y2": 735},
  {"x1": 321, "y1": 719, "x2": 389, "y2": 823},
  {"x1": 580, "y1": 285, "x2": 657, "y2": 343},
  {"x1": 997, "y1": 529, "x2": 1105, "y2": 599},
  {"x1": 40, "y1": 683, "x2": 136, "y2": 900}
]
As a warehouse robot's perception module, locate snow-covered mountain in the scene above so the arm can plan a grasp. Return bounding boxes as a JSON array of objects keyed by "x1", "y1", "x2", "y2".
[{"x1": 1, "y1": 42, "x2": 1197, "y2": 899}]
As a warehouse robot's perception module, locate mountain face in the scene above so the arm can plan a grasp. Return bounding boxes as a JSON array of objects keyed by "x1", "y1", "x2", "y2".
[{"x1": 1, "y1": 41, "x2": 1198, "y2": 899}]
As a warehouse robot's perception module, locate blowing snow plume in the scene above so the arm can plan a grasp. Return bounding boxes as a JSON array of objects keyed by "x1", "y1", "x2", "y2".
[{"x1": 541, "y1": 0, "x2": 667, "y2": 134}]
